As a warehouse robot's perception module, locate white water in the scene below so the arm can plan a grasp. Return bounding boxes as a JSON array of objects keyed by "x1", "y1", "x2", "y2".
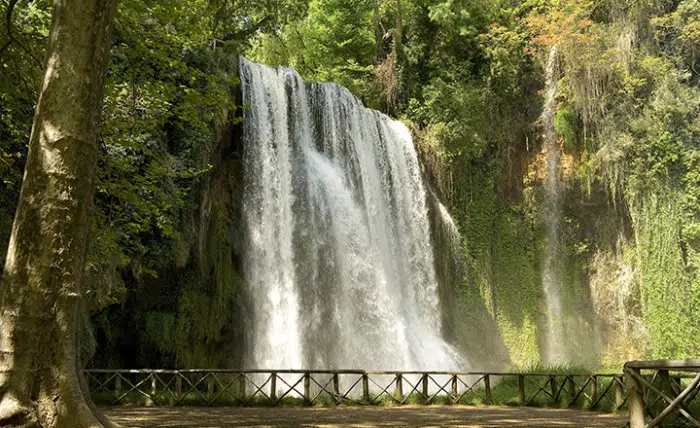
[
  {"x1": 437, "y1": 200, "x2": 461, "y2": 253},
  {"x1": 541, "y1": 45, "x2": 567, "y2": 365},
  {"x1": 239, "y1": 58, "x2": 466, "y2": 374}
]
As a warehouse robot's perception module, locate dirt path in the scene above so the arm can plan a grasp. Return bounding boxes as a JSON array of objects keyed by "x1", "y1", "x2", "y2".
[{"x1": 103, "y1": 405, "x2": 627, "y2": 427}]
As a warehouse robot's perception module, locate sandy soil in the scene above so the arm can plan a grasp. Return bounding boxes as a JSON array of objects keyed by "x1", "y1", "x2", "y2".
[{"x1": 102, "y1": 405, "x2": 627, "y2": 427}]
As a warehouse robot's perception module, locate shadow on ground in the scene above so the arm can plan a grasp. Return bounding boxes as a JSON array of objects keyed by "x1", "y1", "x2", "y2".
[{"x1": 102, "y1": 405, "x2": 627, "y2": 427}]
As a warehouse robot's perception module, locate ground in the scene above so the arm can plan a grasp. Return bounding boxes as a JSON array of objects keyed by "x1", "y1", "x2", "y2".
[{"x1": 103, "y1": 405, "x2": 627, "y2": 427}]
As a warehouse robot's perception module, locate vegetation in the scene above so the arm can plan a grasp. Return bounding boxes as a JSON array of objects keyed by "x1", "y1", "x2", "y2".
[{"x1": 1, "y1": 0, "x2": 699, "y2": 378}]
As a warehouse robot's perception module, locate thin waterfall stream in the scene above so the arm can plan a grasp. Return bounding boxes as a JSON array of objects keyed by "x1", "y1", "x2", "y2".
[
  {"x1": 541, "y1": 45, "x2": 567, "y2": 365},
  {"x1": 239, "y1": 58, "x2": 467, "y2": 376}
]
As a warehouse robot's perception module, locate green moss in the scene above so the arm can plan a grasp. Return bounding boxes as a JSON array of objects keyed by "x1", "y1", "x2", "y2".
[
  {"x1": 433, "y1": 154, "x2": 546, "y2": 368},
  {"x1": 499, "y1": 316, "x2": 540, "y2": 368},
  {"x1": 554, "y1": 104, "x2": 579, "y2": 152},
  {"x1": 634, "y1": 192, "x2": 700, "y2": 358}
]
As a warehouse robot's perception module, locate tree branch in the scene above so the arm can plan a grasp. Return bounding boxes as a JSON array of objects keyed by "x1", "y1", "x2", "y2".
[
  {"x1": 0, "y1": 0, "x2": 18, "y2": 57},
  {"x1": 219, "y1": 15, "x2": 273, "y2": 43},
  {"x1": 0, "y1": 155, "x2": 12, "y2": 168},
  {"x1": 0, "y1": 0, "x2": 42, "y2": 67}
]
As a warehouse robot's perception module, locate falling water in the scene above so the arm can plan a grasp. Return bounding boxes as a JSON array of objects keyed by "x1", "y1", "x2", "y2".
[
  {"x1": 541, "y1": 45, "x2": 567, "y2": 365},
  {"x1": 239, "y1": 58, "x2": 466, "y2": 373},
  {"x1": 437, "y1": 200, "x2": 461, "y2": 255},
  {"x1": 433, "y1": 194, "x2": 469, "y2": 293}
]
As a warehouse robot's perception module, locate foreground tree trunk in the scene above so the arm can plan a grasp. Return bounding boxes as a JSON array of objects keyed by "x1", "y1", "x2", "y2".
[{"x1": 0, "y1": 0, "x2": 118, "y2": 427}]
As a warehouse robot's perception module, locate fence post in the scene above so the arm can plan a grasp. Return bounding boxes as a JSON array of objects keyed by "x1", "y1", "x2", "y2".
[
  {"x1": 421, "y1": 374, "x2": 429, "y2": 404},
  {"x1": 626, "y1": 368, "x2": 645, "y2": 428},
  {"x1": 114, "y1": 374, "x2": 121, "y2": 397},
  {"x1": 238, "y1": 373, "x2": 246, "y2": 402},
  {"x1": 395, "y1": 374, "x2": 403, "y2": 402},
  {"x1": 175, "y1": 374, "x2": 182, "y2": 402},
  {"x1": 518, "y1": 375, "x2": 525, "y2": 406},
  {"x1": 451, "y1": 375, "x2": 458, "y2": 403},
  {"x1": 614, "y1": 376, "x2": 623, "y2": 411},
  {"x1": 207, "y1": 375, "x2": 214, "y2": 403},
  {"x1": 658, "y1": 370, "x2": 678, "y2": 423},
  {"x1": 484, "y1": 375, "x2": 492, "y2": 404},
  {"x1": 590, "y1": 376, "x2": 597, "y2": 406},
  {"x1": 567, "y1": 377, "x2": 576, "y2": 407},
  {"x1": 145, "y1": 373, "x2": 155, "y2": 406},
  {"x1": 550, "y1": 376, "x2": 559, "y2": 405},
  {"x1": 303, "y1": 372, "x2": 311, "y2": 405},
  {"x1": 270, "y1": 372, "x2": 277, "y2": 403},
  {"x1": 658, "y1": 370, "x2": 672, "y2": 394},
  {"x1": 362, "y1": 373, "x2": 369, "y2": 403},
  {"x1": 333, "y1": 373, "x2": 340, "y2": 404}
]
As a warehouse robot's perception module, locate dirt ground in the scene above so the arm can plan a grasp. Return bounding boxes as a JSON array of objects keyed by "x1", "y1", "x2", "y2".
[{"x1": 102, "y1": 405, "x2": 628, "y2": 427}]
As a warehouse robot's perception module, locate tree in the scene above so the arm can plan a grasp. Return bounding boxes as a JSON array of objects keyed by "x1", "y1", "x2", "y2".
[{"x1": 0, "y1": 0, "x2": 118, "y2": 426}]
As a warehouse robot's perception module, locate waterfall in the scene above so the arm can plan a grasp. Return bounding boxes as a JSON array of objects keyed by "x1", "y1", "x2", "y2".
[
  {"x1": 239, "y1": 58, "x2": 466, "y2": 372},
  {"x1": 541, "y1": 45, "x2": 567, "y2": 365}
]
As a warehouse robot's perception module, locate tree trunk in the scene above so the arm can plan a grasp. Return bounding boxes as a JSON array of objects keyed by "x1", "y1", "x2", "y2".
[
  {"x1": 0, "y1": 0, "x2": 118, "y2": 427},
  {"x1": 374, "y1": 0, "x2": 383, "y2": 63},
  {"x1": 394, "y1": 0, "x2": 403, "y2": 58}
]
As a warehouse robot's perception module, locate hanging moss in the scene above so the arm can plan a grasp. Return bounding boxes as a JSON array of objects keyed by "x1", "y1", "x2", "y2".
[{"x1": 554, "y1": 104, "x2": 580, "y2": 152}]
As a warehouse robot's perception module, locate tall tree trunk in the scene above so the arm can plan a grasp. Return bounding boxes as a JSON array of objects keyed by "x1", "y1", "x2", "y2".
[
  {"x1": 374, "y1": 0, "x2": 383, "y2": 63},
  {"x1": 394, "y1": 0, "x2": 403, "y2": 58},
  {"x1": 0, "y1": 0, "x2": 118, "y2": 427}
]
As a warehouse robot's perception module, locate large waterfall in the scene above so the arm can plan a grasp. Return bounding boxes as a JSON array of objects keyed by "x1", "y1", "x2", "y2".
[{"x1": 239, "y1": 58, "x2": 465, "y2": 371}]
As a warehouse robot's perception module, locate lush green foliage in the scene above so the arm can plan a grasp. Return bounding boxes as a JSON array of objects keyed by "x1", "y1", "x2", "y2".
[{"x1": 2, "y1": 0, "x2": 699, "y2": 368}]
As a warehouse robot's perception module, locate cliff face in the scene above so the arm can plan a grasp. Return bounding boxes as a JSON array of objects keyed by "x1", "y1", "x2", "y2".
[
  {"x1": 90, "y1": 58, "x2": 249, "y2": 369},
  {"x1": 0, "y1": 54, "x2": 657, "y2": 371},
  {"x1": 425, "y1": 184, "x2": 510, "y2": 370},
  {"x1": 414, "y1": 98, "x2": 651, "y2": 370}
]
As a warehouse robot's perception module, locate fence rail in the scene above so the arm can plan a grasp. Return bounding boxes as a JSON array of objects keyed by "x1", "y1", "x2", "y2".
[
  {"x1": 625, "y1": 359, "x2": 700, "y2": 428},
  {"x1": 84, "y1": 369, "x2": 625, "y2": 411}
]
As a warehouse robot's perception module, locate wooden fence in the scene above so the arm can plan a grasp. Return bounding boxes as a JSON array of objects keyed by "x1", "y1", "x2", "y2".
[
  {"x1": 625, "y1": 359, "x2": 700, "y2": 428},
  {"x1": 84, "y1": 369, "x2": 625, "y2": 411}
]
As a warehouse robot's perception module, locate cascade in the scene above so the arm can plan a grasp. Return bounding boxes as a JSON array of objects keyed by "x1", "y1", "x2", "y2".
[
  {"x1": 239, "y1": 58, "x2": 466, "y2": 372},
  {"x1": 540, "y1": 45, "x2": 567, "y2": 364}
]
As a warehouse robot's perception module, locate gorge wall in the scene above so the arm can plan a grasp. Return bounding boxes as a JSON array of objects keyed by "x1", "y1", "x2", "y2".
[{"x1": 0, "y1": 57, "x2": 656, "y2": 372}]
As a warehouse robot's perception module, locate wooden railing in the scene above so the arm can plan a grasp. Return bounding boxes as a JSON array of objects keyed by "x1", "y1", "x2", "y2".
[
  {"x1": 84, "y1": 369, "x2": 625, "y2": 411},
  {"x1": 625, "y1": 359, "x2": 700, "y2": 428}
]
